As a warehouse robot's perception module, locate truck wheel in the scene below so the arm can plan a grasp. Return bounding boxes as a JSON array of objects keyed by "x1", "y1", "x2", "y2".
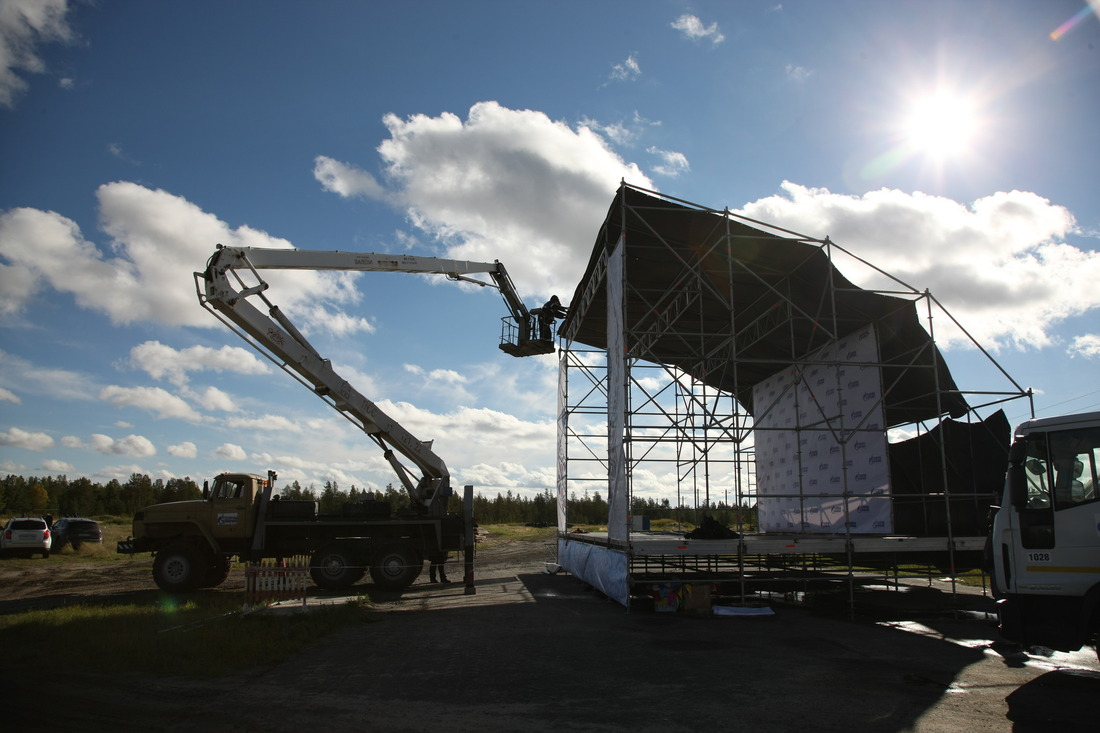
[
  {"x1": 201, "y1": 554, "x2": 232, "y2": 588},
  {"x1": 309, "y1": 545, "x2": 365, "y2": 590},
  {"x1": 153, "y1": 543, "x2": 205, "y2": 592},
  {"x1": 369, "y1": 544, "x2": 422, "y2": 590}
]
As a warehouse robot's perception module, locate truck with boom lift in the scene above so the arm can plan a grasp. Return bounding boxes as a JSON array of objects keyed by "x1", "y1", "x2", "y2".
[{"x1": 118, "y1": 245, "x2": 558, "y2": 593}]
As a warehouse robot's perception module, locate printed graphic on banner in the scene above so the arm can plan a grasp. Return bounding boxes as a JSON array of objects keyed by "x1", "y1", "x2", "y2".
[{"x1": 753, "y1": 325, "x2": 892, "y2": 534}]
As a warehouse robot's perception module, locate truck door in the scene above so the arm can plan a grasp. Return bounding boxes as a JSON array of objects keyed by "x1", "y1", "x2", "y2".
[
  {"x1": 209, "y1": 476, "x2": 254, "y2": 543},
  {"x1": 1010, "y1": 427, "x2": 1100, "y2": 595},
  {"x1": 1048, "y1": 429, "x2": 1100, "y2": 585}
]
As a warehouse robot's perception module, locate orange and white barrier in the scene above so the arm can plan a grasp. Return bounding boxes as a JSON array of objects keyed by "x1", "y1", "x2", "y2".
[{"x1": 244, "y1": 558, "x2": 309, "y2": 610}]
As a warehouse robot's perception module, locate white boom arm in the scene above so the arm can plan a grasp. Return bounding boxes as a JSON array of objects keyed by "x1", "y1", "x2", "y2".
[{"x1": 196, "y1": 245, "x2": 549, "y2": 513}]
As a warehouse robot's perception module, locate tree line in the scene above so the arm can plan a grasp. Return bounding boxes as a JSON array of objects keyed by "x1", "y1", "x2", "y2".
[{"x1": 1, "y1": 473, "x2": 755, "y2": 529}]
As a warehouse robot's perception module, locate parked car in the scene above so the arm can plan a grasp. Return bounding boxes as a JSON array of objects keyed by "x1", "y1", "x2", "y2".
[
  {"x1": 50, "y1": 517, "x2": 103, "y2": 551},
  {"x1": 1, "y1": 517, "x2": 51, "y2": 558}
]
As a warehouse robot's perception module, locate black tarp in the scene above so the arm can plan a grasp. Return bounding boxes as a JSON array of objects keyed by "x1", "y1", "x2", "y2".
[
  {"x1": 889, "y1": 409, "x2": 1010, "y2": 535},
  {"x1": 562, "y1": 185, "x2": 969, "y2": 427}
]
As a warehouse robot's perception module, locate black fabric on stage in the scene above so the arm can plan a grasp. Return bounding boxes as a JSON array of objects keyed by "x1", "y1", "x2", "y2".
[{"x1": 888, "y1": 410, "x2": 1010, "y2": 535}]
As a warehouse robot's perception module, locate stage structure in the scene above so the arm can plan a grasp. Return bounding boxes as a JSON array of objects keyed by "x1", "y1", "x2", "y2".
[{"x1": 554, "y1": 183, "x2": 1031, "y2": 608}]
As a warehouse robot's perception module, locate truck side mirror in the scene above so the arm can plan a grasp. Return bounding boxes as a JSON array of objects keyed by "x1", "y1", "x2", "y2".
[{"x1": 202, "y1": 480, "x2": 210, "y2": 500}]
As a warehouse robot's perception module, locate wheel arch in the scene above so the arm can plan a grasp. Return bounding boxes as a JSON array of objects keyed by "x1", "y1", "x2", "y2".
[{"x1": 147, "y1": 522, "x2": 219, "y2": 555}]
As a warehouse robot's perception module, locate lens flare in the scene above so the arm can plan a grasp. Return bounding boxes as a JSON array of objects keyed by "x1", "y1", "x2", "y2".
[{"x1": 1051, "y1": 1, "x2": 1100, "y2": 41}]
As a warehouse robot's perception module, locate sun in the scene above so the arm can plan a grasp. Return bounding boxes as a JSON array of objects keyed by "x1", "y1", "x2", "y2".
[{"x1": 901, "y1": 91, "x2": 979, "y2": 159}]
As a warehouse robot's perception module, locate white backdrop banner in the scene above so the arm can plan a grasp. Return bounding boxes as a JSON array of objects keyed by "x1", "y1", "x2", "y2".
[
  {"x1": 753, "y1": 324, "x2": 892, "y2": 534},
  {"x1": 606, "y1": 234, "x2": 629, "y2": 543}
]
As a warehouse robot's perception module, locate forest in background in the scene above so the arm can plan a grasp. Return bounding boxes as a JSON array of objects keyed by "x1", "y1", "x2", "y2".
[{"x1": 0, "y1": 473, "x2": 755, "y2": 529}]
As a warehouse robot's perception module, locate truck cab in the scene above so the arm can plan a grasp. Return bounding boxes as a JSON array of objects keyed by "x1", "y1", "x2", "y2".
[
  {"x1": 205, "y1": 473, "x2": 268, "y2": 547},
  {"x1": 992, "y1": 411, "x2": 1100, "y2": 656},
  {"x1": 129, "y1": 472, "x2": 270, "y2": 556}
]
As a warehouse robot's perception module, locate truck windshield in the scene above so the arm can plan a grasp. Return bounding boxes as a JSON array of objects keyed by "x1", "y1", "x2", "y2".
[{"x1": 214, "y1": 480, "x2": 245, "y2": 499}]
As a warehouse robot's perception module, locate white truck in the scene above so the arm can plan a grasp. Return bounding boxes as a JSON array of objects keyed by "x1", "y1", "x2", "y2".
[
  {"x1": 119, "y1": 245, "x2": 556, "y2": 592},
  {"x1": 992, "y1": 411, "x2": 1100, "y2": 659}
]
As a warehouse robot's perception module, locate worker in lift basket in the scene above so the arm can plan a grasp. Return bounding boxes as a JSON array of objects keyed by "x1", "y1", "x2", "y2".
[{"x1": 533, "y1": 295, "x2": 568, "y2": 340}]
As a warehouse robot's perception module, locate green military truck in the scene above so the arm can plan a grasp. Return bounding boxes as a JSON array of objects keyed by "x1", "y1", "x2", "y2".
[{"x1": 119, "y1": 470, "x2": 472, "y2": 593}]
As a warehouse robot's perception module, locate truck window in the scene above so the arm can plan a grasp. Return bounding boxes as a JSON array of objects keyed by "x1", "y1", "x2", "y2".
[
  {"x1": 1018, "y1": 434, "x2": 1055, "y2": 549},
  {"x1": 1022, "y1": 442, "x2": 1051, "y2": 510},
  {"x1": 1050, "y1": 428, "x2": 1100, "y2": 510},
  {"x1": 215, "y1": 480, "x2": 244, "y2": 499}
]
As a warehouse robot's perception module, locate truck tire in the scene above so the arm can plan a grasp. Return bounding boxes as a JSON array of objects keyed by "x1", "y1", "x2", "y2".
[
  {"x1": 309, "y1": 545, "x2": 365, "y2": 590},
  {"x1": 153, "y1": 543, "x2": 205, "y2": 592},
  {"x1": 369, "y1": 544, "x2": 422, "y2": 590}
]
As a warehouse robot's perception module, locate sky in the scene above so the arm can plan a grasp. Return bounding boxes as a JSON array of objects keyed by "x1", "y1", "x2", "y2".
[{"x1": 0, "y1": 0, "x2": 1098, "y2": 501}]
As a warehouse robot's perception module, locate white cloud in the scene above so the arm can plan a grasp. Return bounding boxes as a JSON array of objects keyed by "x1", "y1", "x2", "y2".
[
  {"x1": 785, "y1": 64, "x2": 813, "y2": 83},
  {"x1": 295, "y1": 302, "x2": 375, "y2": 338},
  {"x1": 0, "y1": 426, "x2": 53, "y2": 450},
  {"x1": 129, "y1": 340, "x2": 270, "y2": 386},
  {"x1": 107, "y1": 142, "x2": 141, "y2": 166},
  {"x1": 2, "y1": 101, "x2": 653, "y2": 338},
  {"x1": 737, "y1": 182, "x2": 1094, "y2": 350},
  {"x1": 167, "y1": 441, "x2": 197, "y2": 458},
  {"x1": 0, "y1": 350, "x2": 99, "y2": 402},
  {"x1": 609, "y1": 54, "x2": 641, "y2": 83},
  {"x1": 671, "y1": 14, "x2": 725, "y2": 45},
  {"x1": 0, "y1": 183, "x2": 374, "y2": 337},
  {"x1": 214, "y1": 442, "x2": 248, "y2": 461},
  {"x1": 1069, "y1": 334, "x2": 1100, "y2": 359},
  {"x1": 225, "y1": 414, "x2": 302, "y2": 432},
  {"x1": 313, "y1": 155, "x2": 387, "y2": 200},
  {"x1": 403, "y1": 363, "x2": 467, "y2": 384},
  {"x1": 41, "y1": 458, "x2": 73, "y2": 472},
  {"x1": 88, "y1": 432, "x2": 156, "y2": 458},
  {"x1": 403, "y1": 363, "x2": 473, "y2": 405},
  {"x1": 96, "y1": 463, "x2": 148, "y2": 483},
  {"x1": 192, "y1": 385, "x2": 236, "y2": 412},
  {"x1": 0, "y1": 0, "x2": 74, "y2": 108},
  {"x1": 0, "y1": 261, "x2": 37, "y2": 315},
  {"x1": 0, "y1": 386, "x2": 19, "y2": 403},
  {"x1": 333, "y1": 101, "x2": 654, "y2": 301},
  {"x1": 579, "y1": 111, "x2": 660, "y2": 148},
  {"x1": 647, "y1": 147, "x2": 690, "y2": 177},
  {"x1": 99, "y1": 384, "x2": 204, "y2": 422}
]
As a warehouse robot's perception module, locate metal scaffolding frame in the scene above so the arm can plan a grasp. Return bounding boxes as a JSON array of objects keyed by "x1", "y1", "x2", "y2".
[{"x1": 554, "y1": 183, "x2": 1032, "y2": 606}]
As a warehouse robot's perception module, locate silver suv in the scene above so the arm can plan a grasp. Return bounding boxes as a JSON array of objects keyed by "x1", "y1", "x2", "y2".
[{"x1": 1, "y1": 517, "x2": 51, "y2": 558}]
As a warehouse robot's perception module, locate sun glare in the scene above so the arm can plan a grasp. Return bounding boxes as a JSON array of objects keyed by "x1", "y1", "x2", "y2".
[{"x1": 901, "y1": 92, "x2": 979, "y2": 158}]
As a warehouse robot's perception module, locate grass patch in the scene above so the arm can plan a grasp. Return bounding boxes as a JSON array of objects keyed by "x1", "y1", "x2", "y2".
[
  {"x1": 649, "y1": 518, "x2": 696, "y2": 532},
  {"x1": 0, "y1": 594, "x2": 379, "y2": 678},
  {"x1": 477, "y1": 523, "x2": 558, "y2": 546}
]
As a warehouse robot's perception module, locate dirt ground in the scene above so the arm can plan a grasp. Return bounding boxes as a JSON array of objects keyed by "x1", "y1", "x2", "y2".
[{"x1": 2, "y1": 533, "x2": 1098, "y2": 732}]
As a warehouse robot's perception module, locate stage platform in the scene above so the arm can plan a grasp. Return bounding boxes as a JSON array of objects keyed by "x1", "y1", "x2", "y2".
[{"x1": 556, "y1": 530, "x2": 988, "y2": 607}]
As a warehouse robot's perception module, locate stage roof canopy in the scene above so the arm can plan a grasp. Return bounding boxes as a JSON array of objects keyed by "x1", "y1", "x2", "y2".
[{"x1": 561, "y1": 185, "x2": 968, "y2": 427}]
